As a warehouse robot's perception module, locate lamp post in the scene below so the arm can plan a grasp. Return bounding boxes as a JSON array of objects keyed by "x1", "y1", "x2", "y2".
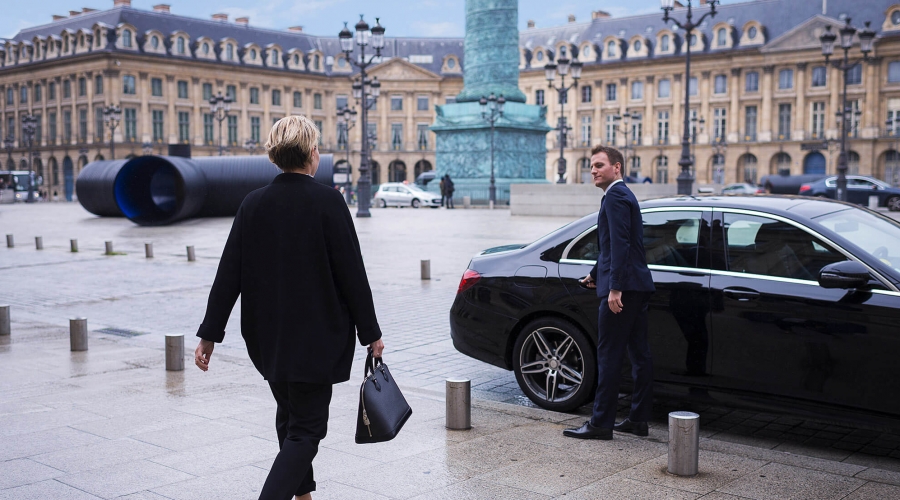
[
  {"x1": 339, "y1": 16, "x2": 385, "y2": 218},
  {"x1": 3, "y1": 131, "x2": 14, "y2": 170},
  {"x1": 20, "y1": 114, "x2": 38, "y2": 203},
  {"x1": 820, "y1": 19, "x2": 876, "y2": 202},
  {"x1": 244, "y1": 139, "x2": 259, "y2": 155},
  {"x1": 101, "y1": 104, "x2": 121, "y2": 160},
  {"x1": 662, "y1": 0, "x2": 719, "y2": 195},
  {"x1": 544, "y1": 56, "x2": 583, "y2": 183},
  {"x1": 209, "y1": 91, "x2": 233, "y2": 156},
  {"x1": 612, "y1": 112, "x2": 641, "y2": 179},
  {"x1": 337, "y1": 106, "x2": 358, "y2": 204},
  {"x1": 479, "y1": 93, "x2": 505, "y2": 208},
  {"x1": 711, "y1": 136, "x2": 727, "y2": 184}
]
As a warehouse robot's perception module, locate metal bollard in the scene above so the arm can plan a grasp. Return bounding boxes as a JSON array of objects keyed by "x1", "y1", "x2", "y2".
[
  {"x1": 6, "y1": 234, "x2": 13, "y2": 248},
  {"x1": 145, "y1": 243, "x2": 154, "y2": 259},
  {"x1": 70, "y1": 239, "x2": 78, "y2": 252},
  {"x1": 446, "y1": 379, "x2": 472, "y2": 430},
  {"x1": 69, "y1": 318, "x2": 88, "y2": 351},
  {"x1": 186, "y1": 246, "x2": 196, "y2": 262},
  {"x1": 421, "y1": 259, "x2": 431, "y2": 280},
  {"x1": 668, "y1": 411, "x2": 700, "y2": 476},
  {"x1": 869, "y1": 195, "x2": 879, "y2": 210},
  {"x1": 105, "y1": 241, "x2": 114, "y2": 255},
  {"x1": 462, "y1": 195, "x2": 471, "y2": 209},
  {"x1": 35, "y1": 236, "x2": 43, "y2": 250},
  {"x1": 165, "y1": 334, "x2": 185, "y2": 371},
  {"x1": 0, "y1": 305, "x2": 10, "y2": 336}
]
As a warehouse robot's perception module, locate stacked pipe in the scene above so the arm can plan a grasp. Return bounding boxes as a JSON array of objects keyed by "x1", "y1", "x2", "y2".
[{"x1": 76, "y1": 154, "x2": 334, "y2": 226}]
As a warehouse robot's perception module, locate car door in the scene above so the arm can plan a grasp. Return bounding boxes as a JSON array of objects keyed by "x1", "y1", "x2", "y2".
[
  {"x1": 708, "y1": 209, "x2": 900, "y2": 415},
  {"x1": 398, "y1": 187, "x2": 413, "y2": 206},
  {"x1": 558, "y1": 209, "x2": 713, "y2": 384},
  {"x1": 846, "y1": 177, "x2": 878, "y2": 205}
]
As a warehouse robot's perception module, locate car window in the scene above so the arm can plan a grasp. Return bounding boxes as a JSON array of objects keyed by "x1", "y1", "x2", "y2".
[
  {"x1": 566, "y1": 228, "x2": 598, "y2": 261},
  {"x1": 848, "y1": 178, "x2": 874, "y2": 188},
  {"x1": 815, "y1": 209, "x2": 900, "y2": 274},
  {"x1": 643, "y1": 211, "x2": 704, "y2": 268},
  {"x1": 722, "y1": 213, "x2": 845, "y2": 280}
]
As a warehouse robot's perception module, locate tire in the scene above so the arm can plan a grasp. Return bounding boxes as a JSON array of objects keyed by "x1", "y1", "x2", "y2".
[
  {"x1": 411, "y1": 198, "x2": 421, "y2": 209},
  {"x1": 513, "y1": 317, "x2": 596, "y2": 412},
  {"x1": 888, "y1": 196, "x2": 900, "y2": 212},
  {"x1": 378, "y1": 199, "x2": 387, "y2": 208}
]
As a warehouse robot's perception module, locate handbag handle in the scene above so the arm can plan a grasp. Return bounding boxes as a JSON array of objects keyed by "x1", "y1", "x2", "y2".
[{"x1": 364, "y1": 348, "x2": 384, "y2": 378}]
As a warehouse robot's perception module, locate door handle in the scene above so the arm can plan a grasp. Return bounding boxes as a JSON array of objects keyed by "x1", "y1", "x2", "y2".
[{"x1": 723, "y1": 287, "x2": 760, "y2": 301}]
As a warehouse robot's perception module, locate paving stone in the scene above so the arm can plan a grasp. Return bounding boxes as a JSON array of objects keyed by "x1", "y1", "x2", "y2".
[
  {"x1": 0, "y1": 479, "x2": 102, "y2": 499},
  {"x1": 56, "y1": 459, "x2": 194, "y2": 498},
  {"x1": 841, "y1": 481, "x2": 900, "y2": 499},
  {"x1": 31, "y1": 437, "x2": 168, "y2": 473},
  {"x1": 560, "y1": 474, "x2": 701, "y2": 500},
  {"x1": 339, "y1": 453, "x2": 477, "y2": 498},
  {"x1": 717, "y1": 462, "x2": 865, "y2": 500},
  {"x1": 854, "y1": 467, "x2": 900, "y2": 486},
  {"x1": 148, "y1": 435, "x2": 279, "y2": 476},
  {"x1": 621, "y1": 451, "x2": 768, "y2": 495},
  {"x1": 0, "y1": 458, "x2": 64, "y2": 490},
  {"x1": 406, "y1": 478, "x2": 551, "y2": 500},
  {"x1": 150, "y1": 465, "x2": 267, "y2": 499},
  {"x1": 0, "y1": 426, "x2": 106, "y2": 462}
]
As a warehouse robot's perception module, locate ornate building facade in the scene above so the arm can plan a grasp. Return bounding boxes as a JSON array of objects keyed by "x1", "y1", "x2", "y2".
[{"x1": 1, "y1": 0, "x2": 900, "y2": 201}]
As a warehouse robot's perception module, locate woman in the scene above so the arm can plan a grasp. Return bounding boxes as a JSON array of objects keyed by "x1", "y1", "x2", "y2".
[{"x1": 194, "y1": 115, "x2": 384, "y2": 500}]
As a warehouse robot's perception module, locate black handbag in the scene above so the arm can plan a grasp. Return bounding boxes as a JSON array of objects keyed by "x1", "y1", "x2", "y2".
[{"x1": 355, "y1": 351, "x2": 412, "y2": 444}]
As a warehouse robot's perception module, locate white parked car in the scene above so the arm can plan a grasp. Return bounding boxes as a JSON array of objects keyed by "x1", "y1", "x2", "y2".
[{"x1": 373, "y1": 183, "x2": 442, "y2": 208}]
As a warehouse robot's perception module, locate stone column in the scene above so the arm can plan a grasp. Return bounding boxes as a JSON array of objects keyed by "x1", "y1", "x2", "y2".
[
  {"x1": 323, "y1": 89, "x2": 335, "y2": 148},
  {"x1": 699, "y1": 71, "x2": 711, "y2": 144},
  {"x1": 828, "y1": 65, "x2": 841, "y2": 140},
  {"x1": 262, "y1": 84, "x2": 271, "y2": 136},
  {"x1": 69, "y1": 74, "x2": 77, "y2": 147},
  {"x1": 40, "y1": 79, "x2": 49, "y2": 147},
  {"x1": 192, "y1": 77, "x2": 202, "y2": 146},
  {"x1": 862, "y1": 58, "x2": 880, "y2": 138},
  {"x1": 793, "y1": 63, "x2": 807, "y2": 141},
  {"x1": 644, "y1": 75, "x2": 654, "y2": 146},
  {"x1": 406, "y1": 91, "x2": 415, "y2": 151},
  {"x1": 760, "y1": 65, "x2": 774, "y2": 142},
  {"x1": 139, "y1": 72, "x2": 150, "y2": 143},
  {"x1": 166, "y1": 75, "x2": 177, "y2": 144},
  {"x1": 728, "y1": 68, "x2": 741, "y2": 143},
  {"x1": 618, "y1": 78, "x2": 628, "y2": 147},
  {"x1": 673, "y1": 74, "x2": 682, "y2": 142},
  {"x1": 593, "y1": 80, "x2": 602, "y2": 147},
  {"x1": 85, "y1": 72, "x2": 94, "y2": 144},
  {"x1": 55, "y1": 77, "x2": 64, "y2": 145}
]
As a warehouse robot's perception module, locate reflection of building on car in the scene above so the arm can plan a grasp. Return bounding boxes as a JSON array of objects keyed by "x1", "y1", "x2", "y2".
[
  {"x1": 450, "y1": 195, "x2": 900, "y2": 429},
  {"x1": 373, "y1": 182, "x2": 442, "y2": 208}
]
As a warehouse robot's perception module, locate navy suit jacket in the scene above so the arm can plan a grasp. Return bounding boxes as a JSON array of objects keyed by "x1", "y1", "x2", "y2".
[{"x1": 590, "y1": 181, "x2": 655, "y2": 297}]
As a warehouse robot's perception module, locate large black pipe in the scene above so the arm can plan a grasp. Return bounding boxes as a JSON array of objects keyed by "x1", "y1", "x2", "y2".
[{"x1": 76, "y1": 154, "x2": 333, "y2": 226}]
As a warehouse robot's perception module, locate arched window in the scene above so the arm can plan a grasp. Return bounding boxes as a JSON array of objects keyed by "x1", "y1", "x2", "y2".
[
  {"x1": 848, "y1": 151, "x2": 860, "y2": 175},
  {"x1": 748, "y1": 26, "x2": 758, "y2": 40},
  {"x1": 122, "y1": 30, "x2": 132, "y2": 48},
  {"x1": 579, "y1": 157, "x2": 592, "y2": 184},
  {"x1": 712, "y1": 154, "x2": 725, "y2": 184},
  {"x1": 884, "y1": 150, "x2": 900, "y2": 187},
  {"x1": 740, "y1": 154, "x2": 758, "y2": 184},
  {"x1": 581, "y1": 45, "x2": 590, "y2": 59},
  {"x1": 559, "y1": 45, "x2": 567, "y2": 57},
  {"x1": 775, "y1": 152, "x2": 792, "y2": 175},
  {"x1": 150, "y1": 36, "x2": 159, "y2": 49},
  {"x1": 177, "y1": 37, "x2": 185, "y2": 54},
  {"x1": 250, "y1": 48, "x2": 257, "y2": 60},
  {"x1": 63, "y1": 37, "x2": 69, "y2": 53},
  {"x1": 202, "y1": 42, "x2": 209, "y2": 54},
  {"x1": 717, "y1": 28, "x2": 727, "y2": 47},
  {"x1": 314, "y1": 54, "x2": 320, "y2": 70},
  {"x1": 271, "y1": 49, "x2": 278, "y2": 65},
  {"x1": 293, "y1": 54, "x2": 299, "y2": 65},
  {"x1": 607, "y1": 40, "x2": 616, "y2": 57},
  {"x1": 661, "y1": 34, "x2": 670, "y2": 52},
  {"x1": 535, "y1": 51, "x2": 543, "y2": 62},
  {"x1": 634, "y1": 40, "x2": 642, "y2": 52},
  {"x1": 690, "y1": 34, "x2": 697, "y2": 46},
  {"x1": 656, "y1": 156, "x2": 669, "y2": 183},
  {"x1": 226, "y1": 44, "x2": 233, "y2": 60}
]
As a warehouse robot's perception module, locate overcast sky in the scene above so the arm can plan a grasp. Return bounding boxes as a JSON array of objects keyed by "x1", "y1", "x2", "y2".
[{"x1": 2, "y1": 0, "x2": 743, "y2": 40}]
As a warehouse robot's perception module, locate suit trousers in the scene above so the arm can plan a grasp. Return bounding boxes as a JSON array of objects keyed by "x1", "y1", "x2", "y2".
[
  {"x1": 590, "y1": 291, "x2": 654, "y2": 429},
  {"x1": 259, "y1": 381, "x2": 333, "y2": 500}
]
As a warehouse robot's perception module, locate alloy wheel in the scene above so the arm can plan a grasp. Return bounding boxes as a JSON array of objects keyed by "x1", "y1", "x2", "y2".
[{"x1": 518, "y1": 327, "x2": 586, "y2": 404}]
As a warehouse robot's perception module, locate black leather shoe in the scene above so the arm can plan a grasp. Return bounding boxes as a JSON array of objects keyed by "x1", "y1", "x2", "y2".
[
  {"x1": 613, "y1": 418, "x2": 649, "y2": 437},
  {"x1": 563, "y1": 422, "x2": 613, "y2": 440}
]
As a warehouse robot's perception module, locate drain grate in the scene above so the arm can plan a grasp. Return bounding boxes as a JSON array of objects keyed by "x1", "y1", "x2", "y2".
[{"x1": 96, "y1": 328, "x2": 149, "y2": 337}]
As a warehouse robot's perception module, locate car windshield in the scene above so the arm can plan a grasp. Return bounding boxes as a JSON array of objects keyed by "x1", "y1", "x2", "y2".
[{"x1": 814, "y1": 209, "x2": 900, "y2": 273}]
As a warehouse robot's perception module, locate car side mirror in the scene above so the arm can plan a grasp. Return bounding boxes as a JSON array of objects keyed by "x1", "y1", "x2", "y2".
[{"x1": 818, "y1": 261, "x2": 870, "y2": 289}]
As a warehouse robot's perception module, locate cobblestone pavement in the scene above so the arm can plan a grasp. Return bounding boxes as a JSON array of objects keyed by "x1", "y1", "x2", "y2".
[{"x1": 2, "y1": 202, "x2": 900, "y2": 478}]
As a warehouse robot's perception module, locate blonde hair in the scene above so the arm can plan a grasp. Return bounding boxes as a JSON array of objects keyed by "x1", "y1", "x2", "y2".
[{"x1": 265, "y1": 115, "x2": 320, "y2": 171}]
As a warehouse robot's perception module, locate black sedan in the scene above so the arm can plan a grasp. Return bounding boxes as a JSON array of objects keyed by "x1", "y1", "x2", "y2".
[
  {"x1": 450, "y1": 195, "x2": 900, "y2": 428},
  {"x1": 799, "y1": 175, "x2": 900, "y2": 211}
]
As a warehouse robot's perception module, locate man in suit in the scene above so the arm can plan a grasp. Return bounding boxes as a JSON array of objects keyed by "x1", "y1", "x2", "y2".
[
  {"x1": 193, "y1": 115, "x2": 384, "y2": 500},
  {"x1": 564, "y1": 145, "x2": 656, "y2": 441}
]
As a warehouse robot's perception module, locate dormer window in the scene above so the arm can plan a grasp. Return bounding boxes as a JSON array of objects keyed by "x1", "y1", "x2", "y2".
[
  {"x1": 717, "y1": 28, "x2": 727, "y2": 47},
  {"x1": 892, "y1": 10, "x2": 900, "y2": 25},
  {"x1": 123, "y1": 30, "x2": 132, "y2": 48},
  {"x1": 448, "y1": 57, "x2": 456, "y2": 68},
  {"x1": 293, "y1": 54, "x2": 299, "y2": 65},
  {"x1": 314, "y1": 55, "x2": 320, "y2": 70},
  {"x1": 661, "y1": 34, "x2": 670, "y2": 51},
  {"x1": 202, "y1": 43, "x2": 209, "y2": 54},
  {"x1": 690, "y1": 34, "x2": 697, "y2": 46},
  {"x1": 535, "y1": 51, "x2": 544, "y2": 62},
  {"x1": 151, "y1": 36, "x2": 159, "y2": 49},
  {"x1": 634, "y1": 40, "x2": 642, "y2": 52},
  {"x1": 581, "y1": 45, "x2": 590, "y2": 59},
  {"x1": 63, "y1": 37, "x2": 69, "y2": 53},
  {"x1": 271, "y1": 49, "x2": 278, "y2": 65},
  {"x1": 176, "y1": 38, "x2": 185, "y2": 54},
  {"x1": 607, "y1": 40, "x2": 616, "y2": 57},
  {"x1": 338, "y1": 57, "x2": 347, "y2": 68},
  {"x1": 748, "y1": 26, "x2": 758, "y2": 39},
  {"x1": 95, "y1": 30, "x2": 101, "y2": 47},
  {"x1": 559, "y1": 46, "x2": 567, "y2": 57},
  {"x1": 250, "y1": 49, "x2": 257, "y2": 60}
]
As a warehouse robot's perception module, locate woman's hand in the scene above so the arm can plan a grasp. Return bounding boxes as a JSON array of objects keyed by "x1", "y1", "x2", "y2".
[
  {"x1": 195, "y1": 339, "x2": 215, "y2": 371},
  {"x1": 369, "y1": 339, "x2": 385, "y2": 358}
]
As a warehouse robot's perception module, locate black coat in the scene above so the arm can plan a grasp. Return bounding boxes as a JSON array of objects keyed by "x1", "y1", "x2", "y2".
[{"x1": 197, "y1": 173, "x2": 382, "y2": 383}]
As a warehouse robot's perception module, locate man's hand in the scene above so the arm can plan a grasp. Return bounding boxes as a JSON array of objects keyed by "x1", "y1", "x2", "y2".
[
  {"x1": 608, "y1": 290, "x2": 624, "y2": 314},
  {"x1": 195, "y1": 339, "x2": 215, "y2": 371},
  {"x1": 369, "y1": 338, "x2": 385, "y2": 358},
  {"x1": 580, "y1": 275, "x2": 596, "y2": 289}
]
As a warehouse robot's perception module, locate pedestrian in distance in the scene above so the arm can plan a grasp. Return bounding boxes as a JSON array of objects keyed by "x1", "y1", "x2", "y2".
[
  {"x1": 194, "y1": 115, "x2": 385, "y2": 500},
  {"x1": 439, "y1": 175, "x2": 447, "y2": 207},
  {"x1": 563, "y1": 145, "x2": 656, "y2": 441},
  {"x1": 445, "y1": 174, "x2": 455, "y2": 209}
]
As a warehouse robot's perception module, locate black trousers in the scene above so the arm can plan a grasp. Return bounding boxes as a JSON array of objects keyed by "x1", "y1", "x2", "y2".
[
  {"x1": 259, "y1": 382, "x2": 333, "y2": 500},
  {"x1": 591, "y1": 291, "x2": 654, "y2": 429}
]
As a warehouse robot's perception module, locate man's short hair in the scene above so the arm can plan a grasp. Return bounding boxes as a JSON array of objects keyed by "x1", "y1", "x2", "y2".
[
  {"x1": 265, "y1": 115, "x2": 320, "y2": 171},
  {"x1": 590, "y1": 145, "x2": 624, "y2": 171}
]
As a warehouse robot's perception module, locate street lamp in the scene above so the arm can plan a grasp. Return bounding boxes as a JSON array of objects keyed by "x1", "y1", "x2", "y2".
[
  {"x1": 209, "y1": 91, "x2": 233, "y2": 156},
  {"x1": 244, "y1": 139, "x2": 259, "y2": 155},
  {"x1": 20, "y1": 114, "x2": 38, "y2": 203},
  {"x1": 820, "y1": 18, "x2": 876, "y2": 201},
  {"x1": 662, "y1": 0, "x2": 719, "y2": 195},
  {"x1": 340, "y1": 16, "x2": 385, "y2": 218},
  {"x1": 710, "y1": 136, "x2": 727, "y2": 184},
  {"x1": 479, "y1": 93, "x2": 505, "y2": 208},
  {"x1": 101, "y1": 104, "x2": 121, "y2": 160},
  {"x1": 3, "y1": 131, "x2": 14, "y2": 170},
  {"x1": 612, "y1": 112, "x2": 641, "y2": 179},
  {"x1": 337, "y1": 106, "x2": 358, "y2": 204},
  {"x1": 545, "y1": 55, "x2": 582, "y2": 183}
]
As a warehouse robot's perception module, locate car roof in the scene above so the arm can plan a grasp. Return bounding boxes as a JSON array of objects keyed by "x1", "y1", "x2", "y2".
[{"x1": 640, "y1": 194, "x2": 857, "y2": 221}]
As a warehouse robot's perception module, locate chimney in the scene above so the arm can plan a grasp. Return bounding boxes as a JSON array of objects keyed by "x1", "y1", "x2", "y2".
[
  {"x1": 113, "y1": 0, "x2": 132, "y2": 7},
  {"x1": 211, "y1": 13, "x2": 228, "y2": 22},
  {"x1": 288, "y1": 26, "x2": 304, "y2": 32},
  {"x1": 699, "y1": 0, "x2": 708, "y2": 4},
  {"x1": 69, "y1": 10, "x2": 82, "y2": 16},
  {"x1": 568, "y1": 14, "x2": 576, "y2": 23},
  {"x1": 592, "y1": 10, "x2": 611, "y2": 19},
  {"x1": 235, "y1": 17, "x2": 249, "y2": 26},
  {"x1": 527, "y1": 20, "x2": 535, "y2": 29},
  {"x1": 152, "y1": 4, "x2": 170, "y2": 13},
  {"x1": 52, "y1": 14, "x2": 67, "y2": 21},
  {"x1": 82, "y1": 8, "x2": 98, "y2": 13}
]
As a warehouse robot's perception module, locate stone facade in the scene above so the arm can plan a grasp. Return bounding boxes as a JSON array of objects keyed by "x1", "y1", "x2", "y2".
[{"x1": 2, "y1": 0, "x2": 900, "y2": 201}]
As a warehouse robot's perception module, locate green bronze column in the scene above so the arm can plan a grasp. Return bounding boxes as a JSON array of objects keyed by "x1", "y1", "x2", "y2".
[{"x1": 456, "y1": 0, "x2": 526, "y2": 103}]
